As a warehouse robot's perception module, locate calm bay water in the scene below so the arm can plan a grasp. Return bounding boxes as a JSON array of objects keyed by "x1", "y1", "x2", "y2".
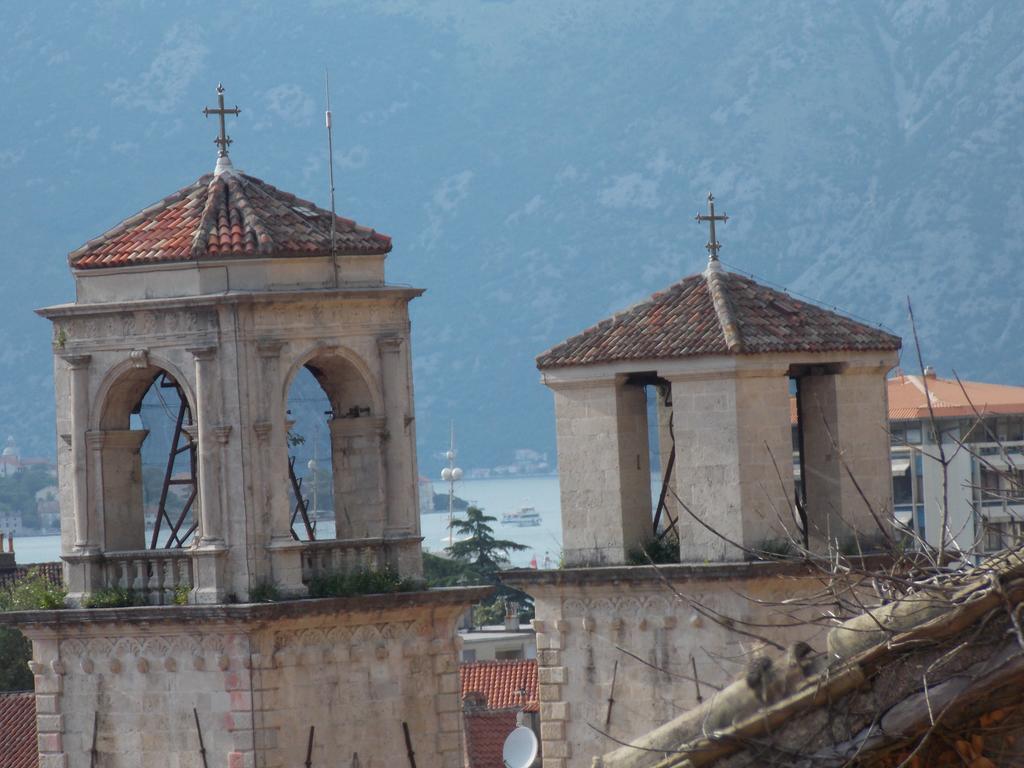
[
  {"x1": 423, "y1": 475, "x2": 563, "y2": 568},
  {"x1": 10, "y1": 476, "x2": 565, "y2": 569}
]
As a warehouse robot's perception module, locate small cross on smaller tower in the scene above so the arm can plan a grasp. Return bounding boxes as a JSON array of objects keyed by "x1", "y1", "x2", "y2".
[
  {"x1": 695, "y1": 192, "x2": 729, "y2": 262},
  {"x1": 203, "y1": 83, "x2": 241, "y2": 158}
]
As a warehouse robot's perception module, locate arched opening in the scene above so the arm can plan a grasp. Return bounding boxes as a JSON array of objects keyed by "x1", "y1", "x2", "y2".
[
  {"x1": 99, "y1": 366, "x2": 198, "y2": 551},
  {"x1": 286, "y1": 367, "x2": 335, "y2": 540},
  {"x1": 284, "y1": 352, "x2": 384, "y2": 542}
]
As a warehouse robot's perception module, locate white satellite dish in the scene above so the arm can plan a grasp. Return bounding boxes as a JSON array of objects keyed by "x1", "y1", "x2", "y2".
[{"x1": 502, "y1": 726, "x2": 538, "y2": 768}]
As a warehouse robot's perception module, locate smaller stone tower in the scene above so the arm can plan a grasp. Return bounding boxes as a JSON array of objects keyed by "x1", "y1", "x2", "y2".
[{"x1": 536, "y1": 219, "x2": 900, "y2": 565}]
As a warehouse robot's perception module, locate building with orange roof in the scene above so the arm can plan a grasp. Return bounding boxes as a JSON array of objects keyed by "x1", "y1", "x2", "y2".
[
  {"x1": 460, "y1": 660, "x2": 539, "y2": 768},
  {"x1": 886, "y1": 368, "x2": 1024, "y2": 555},
  {"x1": 790, "y1": 368, "x2": 1024, "y2": 554}
]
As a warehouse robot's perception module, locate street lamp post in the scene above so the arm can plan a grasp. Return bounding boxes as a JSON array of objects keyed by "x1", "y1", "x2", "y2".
[{"x1": 440, "y1": 424, "x2": 463, "y2": 549}]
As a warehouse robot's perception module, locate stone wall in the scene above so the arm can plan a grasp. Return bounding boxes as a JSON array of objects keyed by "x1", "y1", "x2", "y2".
[
  {"x1": 17, "y1": 590, "x2": 485, "y2": 768},
  {"x1": 508, "y1": 564, "x2": 855, "y2": 768}
]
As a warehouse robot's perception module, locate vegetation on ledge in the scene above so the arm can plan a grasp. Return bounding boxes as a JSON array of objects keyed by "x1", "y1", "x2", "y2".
[
  {"x1": 627, "y1": 532, "x2": 682, "y2": 565},
  {"x1": 307, "y1": 567, "x2": 416, "y2": 599},
  {"x1": 0, "y1": 568, "x2": 67, "y2": 691}
]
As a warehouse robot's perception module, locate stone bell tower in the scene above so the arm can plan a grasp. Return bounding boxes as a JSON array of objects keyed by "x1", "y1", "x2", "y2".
[
  {"x1": 505, "y1": 195, "x2": 903, "y2": 767},
  {"x1": 6, "y1": 85, "x2": 485, "y2": 768}
]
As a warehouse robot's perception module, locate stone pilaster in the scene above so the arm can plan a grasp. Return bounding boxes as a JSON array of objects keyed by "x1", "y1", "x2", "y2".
[
  {"x1": 61, "y1": 354, "x2": 92, "y2": 551},
  {"x1": 93, "y1": 429, "x2": 148, "y2": 551},
  {"x1": 188, "y1": 346, "x2": 221, "y2": 547},
  {"x1": 377, "y1": 336, "x2": 412, "y2": 535},
  {"x1": 255, "y1": 340, "x2": 304, "y2": 596}
]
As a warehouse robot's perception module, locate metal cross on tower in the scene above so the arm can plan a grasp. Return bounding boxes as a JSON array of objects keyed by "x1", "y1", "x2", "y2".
[
  {"x1": 695, "y1": 192, "x2": 729, "y2": 262},
  {"x1": 203, "y1": 83, "x2": 241, "y2": 157}
]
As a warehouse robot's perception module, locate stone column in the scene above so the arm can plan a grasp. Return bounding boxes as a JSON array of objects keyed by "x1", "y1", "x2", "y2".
[
  {"x1": 256, "y1": 340, "x2": 304, "y2": 596},
  {"x1": 187, "y1": 345, "x2": 232, "y2": 604},
  {"x1": 800, "y1": 366, "x2": 893, "y2": 552},
  {"x1": 377, "y1": 336, "x2": 412, "y2": 534},
  {"x1": 209, "y1": 426, "x2": 233, "y2": 544},
  {"x1": 61, "y1": 354, "x2": 100, "y2": 605},
  {"x1": 549, "y1": 377, "x2": 651, "y2": 566},
  {"x1": 329, "y1": 417, "x2": 386, "y2": 539},
  {"x1": 187, "y1": 346, "x2": 222, "y2": 545},
  {"x1": 254, "y1": 341, "x2": 292, "y2": 544},
  {"x1": 95, "y1": 429, "x2": 148, "y2": 551},
  {"x1": 62, "y1": 354, "x2": 92, "y2": 549},
  {"x1": 669, "y1": 368, "x2": 793, "y2": 562}
]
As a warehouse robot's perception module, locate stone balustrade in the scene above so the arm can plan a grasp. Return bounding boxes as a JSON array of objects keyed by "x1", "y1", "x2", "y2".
[
  {"x1": 101, "y1": 550, "x2": 194, "y2": 604},
  {"x1": 300, "y1": 538, "x2": 388, "y2": 582}
]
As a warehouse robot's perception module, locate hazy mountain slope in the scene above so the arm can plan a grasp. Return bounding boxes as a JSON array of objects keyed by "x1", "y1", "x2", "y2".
[{"x1": 0, "y1": 0, "x2": 1019, "y2": 475}]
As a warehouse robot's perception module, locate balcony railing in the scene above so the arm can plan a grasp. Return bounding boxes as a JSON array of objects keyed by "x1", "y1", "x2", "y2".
[
  {"x1": 299, "y1": 537, "x2": 422, "y2": 583},
  {"x1": 300, "y1": 538, "x2": 389, "y2": 583},
  {"x1": 100, "y1": 550, "x2": 193, "y2": 605}
]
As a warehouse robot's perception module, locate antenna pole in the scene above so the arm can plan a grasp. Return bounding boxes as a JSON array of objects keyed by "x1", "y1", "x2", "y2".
[{"x1": 325, "y1": 67, "x2": 339, "y2": 287}]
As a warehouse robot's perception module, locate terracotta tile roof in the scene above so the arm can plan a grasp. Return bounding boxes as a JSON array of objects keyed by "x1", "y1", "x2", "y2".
[
  {"x1": 536, "y1": 266, "x2": 901, "y2": 369},
  {"x1": 463, "y1": 708, "x2": 518, "y2": 768},
  {"x1": 461, "y1": 660, "x2": 538, "y2": 712},
  {"x1": 0, "y1": 692, "x2": 36, "y2": 768},
  {"x1": 788, "y1": 374, "x2": 1024, "y2": 425},
  {"x1": 887, "y1": 373, "x2": 1024, "y2": 421},
  {"x1": 69, "y1": 171, "x2": 391, "y2": 269}
]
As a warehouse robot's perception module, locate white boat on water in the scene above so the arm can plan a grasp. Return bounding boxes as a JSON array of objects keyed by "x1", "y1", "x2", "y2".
[{"x1": 501, "y1": 506, "x2": 541, "y2": 527}]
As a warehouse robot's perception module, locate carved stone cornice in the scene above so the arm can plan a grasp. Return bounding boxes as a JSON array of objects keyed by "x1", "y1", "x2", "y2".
[
  {"x1": 377, "y1": 335, "x2": 404, "y2": 353},
  {"x1": 253, "y1": 422, "x2": 273, "y2": 442},
  {"x1": 87, "y1": 429, "x2": 148, "y2": 451},
  {"x1": 212, "y1": 426, "x2": 233, "y2": 445},
  {"x1": 60, "y1": 353, "x2": 92, "y2": 370},
  {"x1": 186, "y1": 345, "x2": 218, "y2": 361}
]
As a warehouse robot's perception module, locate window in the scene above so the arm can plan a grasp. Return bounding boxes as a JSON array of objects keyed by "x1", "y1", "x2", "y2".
[
  {"x1": 893, "y1": 471, "x2": 913, "y2": 505},
  {"x1": 495, "y1": 649, "x2": 523, "y2": 661},
  {"x1": 983, "y1": 519, "x2": 1024, "y2": 552},
  {"x1": 461, "y1": 649, "x2": 477, "y2": 663},
  {"x1": 891, "y1": 424, "x2": 922, "y2": 446}
]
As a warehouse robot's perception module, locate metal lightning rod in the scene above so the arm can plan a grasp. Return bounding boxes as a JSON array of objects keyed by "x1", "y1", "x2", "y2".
[{"x1": 325, "y1": 67, "x2": 339, "y2": 287}]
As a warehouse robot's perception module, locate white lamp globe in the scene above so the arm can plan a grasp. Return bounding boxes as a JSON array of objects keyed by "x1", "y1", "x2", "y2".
[
  {"x1": 445, "y1": 450, "x2": 455, "y2": 461},
  {"x1": 441, "y1": 467, "x2": 453, "y2": 482},
  {"x1": 307, "y1": 459, "x2": 318, "y2": 472},
  {"x1": 451, "y1": 467, "x2": 463, "y2": 481}
]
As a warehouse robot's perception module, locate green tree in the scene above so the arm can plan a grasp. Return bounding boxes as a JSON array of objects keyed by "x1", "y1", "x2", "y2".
[
  {"x1": 445, "y1": 506, "x2": 534, "y2": 625},
  {"x1": 446, "y1": 506, "x2": 528, "y2": 574},
  {"x1": 0, "y1": 628, "x2": 30, "y2": 690},
  {"x1": 422, "y1": 551, "x2": 481, "y2": 587}
]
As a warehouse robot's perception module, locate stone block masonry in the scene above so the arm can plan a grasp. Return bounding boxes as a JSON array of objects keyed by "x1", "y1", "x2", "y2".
[
  {"x1": 6, "y1": 588, "x2": 489, "y2": 768},
  {"x1": 505, "y1": 561, "x2": 885, "y2": 768}
]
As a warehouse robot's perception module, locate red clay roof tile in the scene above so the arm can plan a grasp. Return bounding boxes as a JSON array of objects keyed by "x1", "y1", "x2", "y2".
[
  {"x1": 536, "y1": 267, "x2": 901, "y2": 369},
  {"x1": 463, "y1": 709, "x2": 518, "y2": 768},
  {"x1": 460, "y1": 660, "x2": 538, "y2": 712},
  {"x1": 69, "y1": 171, "x2": 391, "y2": 269},
  {"x1": 0, "y1": 692, "x2": 36, "y2": 768}
]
